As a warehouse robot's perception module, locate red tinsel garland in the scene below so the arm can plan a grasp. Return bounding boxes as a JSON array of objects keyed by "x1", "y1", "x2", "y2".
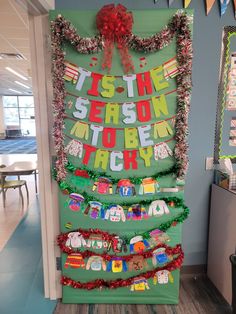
[
  {"x1": 59, "y1": 230, "x2": 182, "y2": 261},
  {"x1": 61, "y1": 248, "x2": 184, "y2": 290}
]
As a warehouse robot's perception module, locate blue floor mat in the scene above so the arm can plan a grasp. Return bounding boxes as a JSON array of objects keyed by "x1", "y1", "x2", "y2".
[
  {"x1": 0, "y1": 199, "x2": 57, "y2": 314},
  {"x1": 0, "y1": 138, "x2": 37, "y2": 154}
]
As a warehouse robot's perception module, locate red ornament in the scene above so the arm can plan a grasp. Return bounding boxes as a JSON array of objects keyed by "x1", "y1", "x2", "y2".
[
  {"x1": 96, "y1": 4, "x2": 134, "y2": 73},
  {"x1": 169, "y1": 201, "x2": 175, "y2": 207}
]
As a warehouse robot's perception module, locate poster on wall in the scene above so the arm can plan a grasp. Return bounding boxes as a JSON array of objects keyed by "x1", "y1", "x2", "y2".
[{"x1": 50, "y1": 6, "x2": 193, "y2": 304}]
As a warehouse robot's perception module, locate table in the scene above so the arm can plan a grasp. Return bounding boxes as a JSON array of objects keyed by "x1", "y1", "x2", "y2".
[{"x1": 0, "y1": 161, "x2": 38, "y2": 193}]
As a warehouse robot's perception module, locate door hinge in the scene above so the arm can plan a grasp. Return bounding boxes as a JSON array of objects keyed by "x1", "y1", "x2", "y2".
[{"x1": 56, "y1": 257, "x2": 62, "y2": 271}]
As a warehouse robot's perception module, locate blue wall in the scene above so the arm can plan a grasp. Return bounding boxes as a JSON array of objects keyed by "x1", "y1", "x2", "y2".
[{"x1": 55, "y1": 0, "x2": 236, "y2": 265}]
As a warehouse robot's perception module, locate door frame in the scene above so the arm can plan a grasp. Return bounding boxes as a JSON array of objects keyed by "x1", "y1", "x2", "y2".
[{"x1": 27, "y1": 6, "x2": 61, "y2": 300}]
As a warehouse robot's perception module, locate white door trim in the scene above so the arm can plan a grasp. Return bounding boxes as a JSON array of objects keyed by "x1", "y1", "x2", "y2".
[{"x1": 29, "y1": 13, "x2": 61, "y2": 300}]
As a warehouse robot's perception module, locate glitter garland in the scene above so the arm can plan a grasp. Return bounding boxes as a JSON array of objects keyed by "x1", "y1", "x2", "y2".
[
  {"x1": 61, "y1": 245, "x2": 183, "y2": 290},
  {"x1": 51, "y1": 10, "x2": 192, "y2": 182},
  {"x1": 57, "y1": 205, "x2": 189, "y2": 255},
  {"x1": 64, "y1": 161, "x2": 178, "y2": 185}
]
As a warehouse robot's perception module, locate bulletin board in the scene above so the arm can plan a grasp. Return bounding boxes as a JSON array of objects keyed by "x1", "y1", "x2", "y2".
[
  {"x1": 50, "y1": 7, "x2": 193, "y2": 304},
  {"x1": 215, "y1": 26, "x2": 236, "y2": 162}
]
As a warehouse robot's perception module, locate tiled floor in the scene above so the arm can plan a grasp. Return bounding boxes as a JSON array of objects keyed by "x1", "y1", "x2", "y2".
[
  {"x1": 0, "y1": 199, "x2": 56, "y2": 314},
  {"x1": 0, "y1": 154, "x2": 56, "y2": 314},
  {"x1": 0, "y1": 138, "x2": 37, "y2": 154}
]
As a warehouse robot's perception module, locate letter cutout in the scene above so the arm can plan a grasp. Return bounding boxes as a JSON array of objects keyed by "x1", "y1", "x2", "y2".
[
  {"x1": 101, "y1": 76, "x2": 115, "y2": 98},
  {"x1": 123, "y1": 74, "x2": 136, "y2": 97},
  {"x1": 150, "y1": 66, "x2": 169, "y2": 92},
  {"x1": 124, "y1": 128, "x2": 138, "y2": 148},
  {"x1": 103, "y1": 128, "x2": 116, "y2": 148},
  {"x1": 82, "y1": 144, "x2": 96, "y2": 165},
  {"x1": 87, "y1": 72, "x2": 103, "y2": 96},
  {"x1": 73, "y1": 97, "x2": 89, "y2": 119},
  {"x1": 138, "y1": 125, "x2": 154, "y2": 147},
  {"x1": 136, "y1": 100, "x2": 152, "y2": 122},
  {"x1": 124, "y1": 150, "x2": 138, "y2": 170},
  {"x1": 152, "y1": 94, "x2": 169, "y2": 117},
  {"x1": 105, "y1": 103, "x2": 120, "y2": 125},
  {"x1": 139, "y1": 146, "x2": 153, "y2": 167},
  {"x1": 136, "y1": 72, "x2": 153, "y2": 96},
  {"x1": 90, "y1": 125, "x2": 104, "y2": 146},
  {"x1": 110, "y1": 151, "x2": 123, "y2": 171},
  {"x1": 94, "y1": 149, "x2": 109, "y2": 170},
  {"x1": 122, "y1": 103, "x2": 136, "y2": 124},
  {"x1": 89, "y1": 100, "x2": 105, "y2": 123},
  {"x1": 75, "y1": 67, "x2": 91, "y2": 91}
]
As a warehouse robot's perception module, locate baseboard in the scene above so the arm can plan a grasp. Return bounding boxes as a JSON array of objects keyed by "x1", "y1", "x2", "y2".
[{"x1": 181, "y1": 264, "x2": 207, "y2": 275}]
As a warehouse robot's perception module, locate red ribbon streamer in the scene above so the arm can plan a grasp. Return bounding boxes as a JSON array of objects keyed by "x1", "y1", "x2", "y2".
[
  {"x1": 61, "y1": 247, "x2": 184, "y2": 290},
  {"x1": 96, "y1": 4, "x2": 134, "y2": 73}
]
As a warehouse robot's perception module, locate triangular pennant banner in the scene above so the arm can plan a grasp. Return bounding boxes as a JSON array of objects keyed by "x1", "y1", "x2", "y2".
[
  {"x1": 184, "y1": 0, "x2": 192, "y2": 8},
  {"x1": 169, "y1": 0, "x2": 175, "y2": 6},
  {"x1": 220, "y1": 0, "x2": 230, "y2": 16},
  {"x1": 206, "y1": 0, "x2": 216, "y2": 15}
]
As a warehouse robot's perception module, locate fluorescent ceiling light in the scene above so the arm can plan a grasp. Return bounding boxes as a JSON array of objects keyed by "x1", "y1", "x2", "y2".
[
  {"x1": 5, "y1": 67, "x2": 28, "y2": 81},
  {"x1": 8, "y1": 88, "x2": 22, "y2": 94},
  {"x1": 15, "y1": 81, "x2": 30, "y2": 89}
]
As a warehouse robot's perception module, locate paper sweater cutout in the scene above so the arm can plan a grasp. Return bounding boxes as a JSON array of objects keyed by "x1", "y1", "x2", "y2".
[
  {"x1": 107, "y1": 236, "x2": 128, "y2": 253},
  {"x1": 130, "y1": 277, "x2": 150, "y2": 291},
  {"x1": 153, "y1": 121, "x2": 173, "y2": 138},
  {"x1": 148, "y1": 229, "x2": 171, "y2": 248},
  {"x1": 148, "y1": 200, "x2": 170, "y2": 216},
  {"x1": 127, "y1": 204, "x2": 148, "y2": 221},
  {"x1": 220, "y1": 0, "x2": 230, "y2": 16},
  {"x1": 128, "y1": 256, "x2": 148, "y2": 271},
  {"x1": 70, "y1": 121, "x2": 89, "y2": 140},
  {"x1": 106, "y1": 257, "x2": 127, "y2": 273},
  {"x1": 226, "y1": 53, "x2": 236, "y2": 110},
  {"x1": 64, "y1": 61, "x2": 79, "y2": 84},
  {"x1": 152, "y1": 248, "x2": 170, "y2": 266},
  {"x1": 104, "y1": 205, "x2": 126, "y2": 222},
  {"x1": 84, "y1": 201, "x2": 104, "y2": 219},
  {"x1": 64, "y1": 139, "x2": 83, "y2": 157},
  {"x1": 86, "y1": 234, "x2": 107, "y2": 249},
  {"x1": 206, "y1": 0, "x2": 216, "y2": 15},
  {"x1": 153, "y1": 270, "x2": 174, "y2": 285},
  {"x1": 229, "y1": 118, "x2": 236, "y2": 146},
  {"x1": 116, "y1": 179, "x2": 136, "y2": 196},
  {"x1": 64, "y1": 253, "x2": 85, "y2": 269},
  {"x1": 139, "y1": 178, "x2": 160, "y2": 195},
  {"x1": 68, "y1": 193, "x2": 84, "y2": 211},
  {"x1": 86, "y1": 256, "x2": 106, "y2": 271},
  {"x1": 129, "y1": 235, "x2": 150, "y2": 253},
  {"x1": 163, "y1": 57, "x2": 179, "y2": 80},
  {"x1": 92, "y1": 177, "x2": 113, "y2": 194},
  {"x1": 154, "y1": 142, "x2": 173, "y2": 160},
  {"x1": 65, "y1": 232, "x2": 87, "y2": 248}
]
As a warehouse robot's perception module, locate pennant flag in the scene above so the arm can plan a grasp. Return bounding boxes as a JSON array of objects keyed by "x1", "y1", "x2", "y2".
[
  {"x1": 168, "y1": 0, "x2": 175, "y2": 6},
  {"x1": 184, "y1": 0, "x2": 192, "y2": 8},
  {"x1": 220, "y1": 0, "x2": 230, "y2": 16},
  {"x1": 206, "y1": 0, "x2": 216, "y2": 15}
]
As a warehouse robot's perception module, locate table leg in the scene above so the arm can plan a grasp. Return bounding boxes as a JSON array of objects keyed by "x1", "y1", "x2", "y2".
[{"x1": 34, "y1": 171, "x2": 38, "y2": 194}]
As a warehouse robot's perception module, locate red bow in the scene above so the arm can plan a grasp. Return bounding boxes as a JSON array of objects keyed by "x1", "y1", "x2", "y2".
[{"x1": 96, "y1": 4, "x2": 134, "y2": 73}]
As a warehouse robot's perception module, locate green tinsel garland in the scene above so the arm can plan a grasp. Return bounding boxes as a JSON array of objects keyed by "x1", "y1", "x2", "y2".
[{"x1": 65, "y1": 161, "x2": 178, "y2": 185}]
